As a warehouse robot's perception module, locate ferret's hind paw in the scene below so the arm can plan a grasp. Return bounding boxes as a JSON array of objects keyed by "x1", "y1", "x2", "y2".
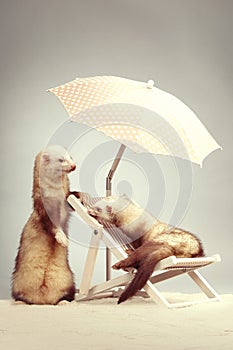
[
  {"x1": 55, "y1": 230, "x2": 69, "y2": 247},
  {"x1": 57, "y1": 300, "x2": 71, "y2": 306},
  {"x1": 12, "y1": 300, "x2": 27, "y2": 305},
  {"x1": 112, "y1": 260, "x2": 126, "y2": 270}
]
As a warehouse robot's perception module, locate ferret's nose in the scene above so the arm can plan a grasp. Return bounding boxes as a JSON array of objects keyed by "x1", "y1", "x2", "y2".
[{"x1": 71, "y1": 164, "x2": 76, "y2": 171}]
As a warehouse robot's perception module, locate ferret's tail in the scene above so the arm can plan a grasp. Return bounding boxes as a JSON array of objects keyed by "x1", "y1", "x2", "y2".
[
  {"x1": 117, "y1": 255, "x2": 158, "y2": 304},
  {"x1": 118, "y1": 244, "x2": 174, "y2": 304}
]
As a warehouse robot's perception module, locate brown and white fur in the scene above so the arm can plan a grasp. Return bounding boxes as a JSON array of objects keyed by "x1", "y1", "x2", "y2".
[
  {"x1": 12, "y1": 145, "x2": 77, "y2": 305},
  {"x1": 89, "y1": 194, "x2": 204, "y2": 304}
]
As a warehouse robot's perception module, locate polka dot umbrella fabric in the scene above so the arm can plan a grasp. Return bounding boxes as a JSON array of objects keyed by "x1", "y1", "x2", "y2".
[{"x1": 48, "y1": 76, "x2": 221, "y2": 166}]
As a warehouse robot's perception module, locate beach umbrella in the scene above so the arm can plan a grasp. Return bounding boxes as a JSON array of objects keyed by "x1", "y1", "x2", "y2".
[{"x1": 48, "y1": 75, "x2": 221, "y2": 168}]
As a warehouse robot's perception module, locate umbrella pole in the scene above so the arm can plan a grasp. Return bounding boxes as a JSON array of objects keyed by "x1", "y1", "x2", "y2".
[
  {"x1": 106, "y1": 144, "x2": 126, "y2": 196},
  {"x1": 105, "y1": 144, "x2": 126, "y2": 281}
]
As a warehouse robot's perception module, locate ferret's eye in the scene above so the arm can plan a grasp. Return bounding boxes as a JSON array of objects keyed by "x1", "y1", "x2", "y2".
[
  {"x1": 58, "y1": 158, "x2": 64, "y2": 163},
  {"x1": 96, "y1": 207, "x2": 102, "y2": 212}
]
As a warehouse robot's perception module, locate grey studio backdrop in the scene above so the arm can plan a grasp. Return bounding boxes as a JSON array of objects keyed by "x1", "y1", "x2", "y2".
[{"x1": 0, "y1": 0, "x2": 232, "y2": 299}]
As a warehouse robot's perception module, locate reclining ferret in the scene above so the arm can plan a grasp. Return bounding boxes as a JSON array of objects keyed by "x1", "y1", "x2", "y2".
[{"x1": 89, "y1": 194, "x2": 204, "y2": 304}]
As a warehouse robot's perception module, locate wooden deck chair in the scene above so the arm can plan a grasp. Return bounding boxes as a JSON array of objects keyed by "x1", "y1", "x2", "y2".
[{"x1": 68, "y1": 194, "x2": 221, "y2": 308}]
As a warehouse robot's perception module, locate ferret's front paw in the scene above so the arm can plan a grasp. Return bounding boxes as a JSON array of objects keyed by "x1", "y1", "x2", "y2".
[
  {"x1": 79, "y1": 192, "x2": 91, "y2": 207},
  {"x1": 87, "y1": 208, "x2": 97, "y2": 217},
  {"x1": 55, "y1": 230, "x2": 69, "y2": 247}
]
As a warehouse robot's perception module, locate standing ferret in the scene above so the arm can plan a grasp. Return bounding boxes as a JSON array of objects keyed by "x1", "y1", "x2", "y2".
[
  {"x1": 89, "y1": 194, "x2": 204, "y2": 304},
  {"x1": 12, "y1": 145, "x2": 78, "y2": 305}
]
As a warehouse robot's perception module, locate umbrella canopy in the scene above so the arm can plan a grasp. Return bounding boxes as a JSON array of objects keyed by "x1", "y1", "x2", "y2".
[{"x1": 48, "y1": 76, "x2": 221, "y2": 166}]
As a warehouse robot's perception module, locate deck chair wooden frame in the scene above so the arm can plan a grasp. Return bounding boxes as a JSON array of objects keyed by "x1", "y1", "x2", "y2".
[{"x1": 68, "y1": 194, "x2": 221, "y2": 308}]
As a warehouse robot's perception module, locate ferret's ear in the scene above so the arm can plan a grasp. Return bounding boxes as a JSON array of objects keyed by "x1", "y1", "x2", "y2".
[
  {"x1": 106, "y1": 205, "x2": 113, "y2": 214},
  {"x1": 42, "y1": 153, "x2": 50, "y2": 163}
]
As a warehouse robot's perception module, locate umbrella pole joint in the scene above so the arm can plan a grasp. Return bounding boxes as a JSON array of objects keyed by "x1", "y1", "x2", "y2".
[{"x1": 106, "y1": 144, "x2": 126, "y2": 197}]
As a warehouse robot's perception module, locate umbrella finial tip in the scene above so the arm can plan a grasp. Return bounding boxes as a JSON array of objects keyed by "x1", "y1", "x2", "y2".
[{"x1": 147, "y1": 80, "x2": 154, "y2": 89}]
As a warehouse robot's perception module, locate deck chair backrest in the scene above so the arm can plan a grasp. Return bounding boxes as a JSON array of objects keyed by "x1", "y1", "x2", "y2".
[{"x1": 83, "y1": 195, "x2": 134, "y2": 250}]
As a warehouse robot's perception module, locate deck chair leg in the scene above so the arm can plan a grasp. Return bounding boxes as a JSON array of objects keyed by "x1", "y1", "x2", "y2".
[
  {"x1": 79, "y1": 229, "x2": 103, "y2": 296},
  {"x1": 143, "y1": 281, "x2": 170, "y2": 307},
  {"x1": 188, "y1": 270, "x2": 221, "y2": 300}
]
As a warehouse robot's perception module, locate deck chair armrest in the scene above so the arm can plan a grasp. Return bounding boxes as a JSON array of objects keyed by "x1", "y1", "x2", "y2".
[
  {"x1": 68, "y1": 194, "x2": 103, "y2": 230},
  {"x1": 154, "y1": 254, "x2": 221, "y2": 271}
]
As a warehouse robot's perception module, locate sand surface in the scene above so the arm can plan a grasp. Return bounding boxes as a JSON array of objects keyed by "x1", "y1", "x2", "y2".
[{"x1": 0, "y1": 293, "x2": 233, "y2": 350}]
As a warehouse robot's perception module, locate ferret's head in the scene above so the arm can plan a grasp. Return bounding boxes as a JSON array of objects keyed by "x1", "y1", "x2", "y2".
[
  {"x1": 88, "y1": 195, "x2": 132, "y2": 224},
  {"x1": 89, "y1": 194, "x2": 154, "y2": 241},
  {"x1": 39, "y1": 145, "x2": 76, "y2": 177}
]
